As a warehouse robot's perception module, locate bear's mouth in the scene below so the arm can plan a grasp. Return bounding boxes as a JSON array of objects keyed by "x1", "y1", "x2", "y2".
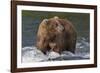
[{"x1": 49, "y1": 43, "x2": 56, "y2": 49}]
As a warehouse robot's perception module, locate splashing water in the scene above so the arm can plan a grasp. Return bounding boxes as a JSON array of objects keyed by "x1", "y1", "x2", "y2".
[{"x1": 22, "y1": 37, "x2": 90, "y2": 63}]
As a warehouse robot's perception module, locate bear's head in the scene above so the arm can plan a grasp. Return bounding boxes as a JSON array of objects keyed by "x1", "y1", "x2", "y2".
[{"x1": 46, "y1": 16, "x2": 64, "y2": 34}]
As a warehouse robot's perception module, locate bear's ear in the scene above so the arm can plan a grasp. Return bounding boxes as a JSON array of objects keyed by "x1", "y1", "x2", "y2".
[
  {"x1": 44, "y1": 19, "x2": 48, "y2": 22},
  {"x1": 41, "y1": 19, "x2": 48, "y2": 24},
  {"x1": 54, "y1": 16, "x2": 59, "y2": 19}
]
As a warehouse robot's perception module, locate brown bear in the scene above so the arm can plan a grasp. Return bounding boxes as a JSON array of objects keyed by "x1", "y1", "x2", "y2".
[{"x1": 36, "y1": 16, "x2": 77, "y2": 54}]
